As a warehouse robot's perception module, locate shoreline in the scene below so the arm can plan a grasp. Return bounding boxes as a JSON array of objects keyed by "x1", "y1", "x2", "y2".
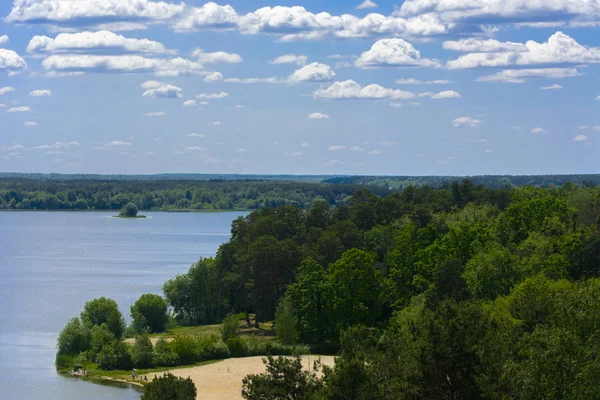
[{"x1": 0, "y1": 209, "x2": 251, "y2": 213}]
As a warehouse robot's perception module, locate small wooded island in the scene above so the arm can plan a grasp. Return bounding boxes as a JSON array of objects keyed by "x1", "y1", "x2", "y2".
[{"x1": 115, "y1": 202, "x2": 146, "y2": 218}]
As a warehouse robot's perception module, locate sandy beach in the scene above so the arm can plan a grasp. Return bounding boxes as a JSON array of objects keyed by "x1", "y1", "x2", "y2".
[{"x1": 148, "y1": 355, "x2": 336, "y2": 400}]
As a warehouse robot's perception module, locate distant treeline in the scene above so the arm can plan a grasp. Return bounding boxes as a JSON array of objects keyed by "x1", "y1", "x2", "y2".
[
  {"x1": 324, "y1": 174, "x2": 600, "y2": 189},
  {"x1": 0, "y1": 179, "x2": 390, "y2": 211}
]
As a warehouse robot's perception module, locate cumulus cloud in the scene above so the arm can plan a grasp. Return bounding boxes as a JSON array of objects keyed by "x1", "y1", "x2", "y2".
[
  {"x1": 448, "y1": 32, "x2": 600, "y2": 69},
  {"x1": 29, "y1": 89, "x2": 52, "y2": 97},
  {"x1": 187, "y1": 133, "x2": 205, "y2": 137},
  {"x1": 182, "y1": 100, "x2": 196, "y2": 106},
  {"x1": 452, "y1": 117, "x2": 481, "y2": 127},
  {"x1": 573, "y1": 134, "x2": 588, "y2": 142},
  {"x1": 270, "y1": 54, "x2": 307, "y2": 66},
  {"x1": 0, "y1": 87, "x2": 15, "y2": 95},
  {"x1": 375, "y1": 141, "x2": 399, "y2": 146},
  {"x1": 41, "y1": 54, "x2": 205, "y2": 76},
  {"x1": 357, "y1": 0, "x2": 378, "y2": 10},
  {"x1": 431, "y1": 90, "x2": 461, "y2": 99},
  {"x1": 531, "y1": 127, "x2": 546, "y2": 134},
  {"x1": 24, "y1": 121, "x2": 38, "y2": 126},
  {"x1": 395, "y1": 78, "x2": 452, "y2": 85},
  {"x1": 196, "y1": 92, "x2": 228, "y2": 99},
  {"x1": 7, "y1": 0, "x2": 185, "y2": 27},
  {"x1": 308, "y1": 112, "x2": 330, "y2": 119},
  {"x1": 325, "y1": 160, "x2": 343, "y2": 167},
  {"x1": 213, "y1": 121, "x2": 221, "y2": 126},
  {"x1": 541, "y1": 84, "x2": 563, "y2": 90},
  {"x1": 236, "y1": 148, "x2": 247, "y2": 152},
  {"x1": 0, "y1": 48, "x2": 27, "y2": 70},
  {"x1": 329, "y1": 145, "x2": 347, "y2": 151},
  {"x1": 204, "y1": 72, "x2": 223, "y2": 82},
  {"x1": 351, "y1": 146, "x2": 365, "y2": 151},
  {"x1": 224, "y1": 77, "x2": 281, "y2": 84},
  {"x1": 0, "y1": 35, "x2": 8, "y2": 45},
  {"x1": 476, "y1": 68, "x2": 581, "y2": 83},
  {"x1": 314, "y1": 80, "x2": 415, "y2": 100},
  {"x1": 288, "y1": 62, "x2": 336, "y2": 83},
  {"x1": 146, "y1": 111, "x2": 165, "y2": 116},
  {"x1": 7, "y1": 106, "x2": 31, "y2": 112},
  {"x1": 235, "y1": 104, "x2": 244, "y2": 108},
  {"x1": 140, "y1": 81, "x2": 183, "y2": 98},
  {"x1": 443, "y1": 38, "x2": 528, "y2": 52},
  {"x1": 27, "y1": 31, "x2": 173, "y2": 54},
  {"x1": 173, "y1": 2, "x2": 240, "y2": 32},
  {"x1": 191, "y1": 48, "x2": 242, "y2": 64},
  {"x1": 285, "y1": 152, "x2": 303, "y2": 157},
  {"x1": 355, "y1": 38, "x2": 439, "y2": 68}
]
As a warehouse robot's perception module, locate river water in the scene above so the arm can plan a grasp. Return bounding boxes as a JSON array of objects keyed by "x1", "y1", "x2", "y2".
[{"x1": 0, "y1": 211, "x2": 247, "y2": 400}]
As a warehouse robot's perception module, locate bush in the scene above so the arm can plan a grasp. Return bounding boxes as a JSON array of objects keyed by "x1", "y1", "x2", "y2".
[
  {"x1": 221, "y1": 314, "x2": 241, "y2": 342},
  {"x1": 97, "y1": 340, "x2": 133, "y2": 370},
  {"x1": 275, "y1": 296, "x2": 300, "y2": 345},
  {"x1": 198, "y1": 335, "x2": 230, "y2": 360},
  {"x1": 227, "y1": 337, "x2": 248, "y2": 357},
  {"x1": 130, "y1": 294, "x2": 169, "y2": 334},
  {"x1": 142, "y1": 372, "x2": 196, "y2": 400},
  {"x1": 55, "y1": 354, "x2": 76, "y2": 370},
  {"x1": 89, "y1": 324, "x2": 116, "y2": 356},
  {"x1": 171, "y1": 336, "x2": 198, "y2": 365},
  {"x1": 80, "y1": 297, "x2": 126, "y2": 338},
  {"x1": 131, "y1": 335, "x2": 154, "y2": 368},
  {"x1": 153, "y1": 338, "x2": 179, "y2": 367},
  {"x1": 57, "y1": 317, "x2": 90, "y2": 355},
  {"x1": 119, "y1": 202, "x2": 139, "y2": 218}
]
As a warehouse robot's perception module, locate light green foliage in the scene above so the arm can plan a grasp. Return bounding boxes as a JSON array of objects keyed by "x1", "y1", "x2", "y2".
[
  {"x1": 220, "y1": 314, "x2": 241, "y2": 342},
  {"x1": 119, "y1": 202, "x2": 139, "y2": 217},
  {"x1": 463, "y1": 245, "x2": 518, "y2": 299},
  {"x1": 57, "y1": 317, "x2": 90, "y2": 355},
  {"x1": 97, "y1": 340, "x2": 132, "y2": 370},
  {"x1": 130, "y1": 293, "x2": 168, "y2": 333},
  {"x1": 142, "y1": 372, "x2": 197, "y2": 400},
  {"x1": 89, "y1": 323, "x2": 116, "y2": 355},
  {"x1": 131, "y1": 334, "x2": 154, "y2": 368},
  {"x1": 153, "y1": 337, "x2": 179, "y2": 367},
  {"x1": 80, "y1": 297, "x2": 125, "y2": 338},
  {"x1": 274, "y1": 296, "x2": 299, "y2": 345}
]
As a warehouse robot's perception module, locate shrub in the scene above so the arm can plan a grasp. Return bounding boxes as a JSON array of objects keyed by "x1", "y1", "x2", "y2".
[
  {"x1": 198, "y1": 335, "x2": 230, "y2": 360},
  {"x1": 275, "y1": 296, "x2": 300, "y2": 345},
  {"x1": 171, "y1": 336, "x2": 198, "y2": 365},
  {"x1": 55, "y1": 354, "x2": 76, "y2": 370},
  {"x1": 153, "y1": 338, "x2": 179, "y2": 367},
  {"x1": 130, "y1": 294, "x2": 169, "y2": 334},
  {"x1": 226, "y1": 337, "x2": 248, "y2": 358},
  {"x1": 119, "y1": 202, "x2": 139, "y2": 218},
  {"x1": 131, "y1": 334, "x2": 154, "y2": 368},
  {"x1": 89, "y1": 324, "x2": 116, "y2": 356},
  {"x1": 80, "y1": 297, "x2": 126, "y2": 338},
  {"x1": 221, "y1": 313, "x2": 241, "y2": 342},
  {"x1": 57, "y1": 317, "x2": 90, "y2": 355},
  {"x1": 97, "y1": 340, "x2": 133, "y2": 370},
  {"x1": 142, "y1": 372, "x2": 196, "y2": 400}
]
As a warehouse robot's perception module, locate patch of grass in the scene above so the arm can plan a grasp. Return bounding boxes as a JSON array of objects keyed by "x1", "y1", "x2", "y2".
[
  {"x1": 85, "y1": 359, "x2": 219, "y2": 381},
  {"x1": 169, "y1": 324, "x2": 222, "y2": 337}
]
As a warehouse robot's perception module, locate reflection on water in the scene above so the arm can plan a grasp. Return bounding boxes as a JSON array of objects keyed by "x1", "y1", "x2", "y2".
[{"x1": 0, "y1": 211, "x2": 246, "y2": 400}]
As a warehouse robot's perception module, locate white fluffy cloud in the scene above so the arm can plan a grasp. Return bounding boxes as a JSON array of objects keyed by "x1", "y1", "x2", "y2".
[
  {"x1": 443, "y1": 38, "x2": 528, "y2": 53},
  {"x1": 173, "y1": 2, "x2": 240, "y2": 32},
  {"x1": 0, "y1": 87, "x2": 15, "y2": 95},
  {"x1": 357, "y1": 0, "x2": 378, "y2": 10},
  {"x1": 0, "y1": 35, "x2": 8, "y2": 45},
  {"x1": 329, "y1": 145, "x2": 347, "y2": 151},
  {"x1": 24, "y1": 121, "x2": 38, "y2": 127},
  {"x1": 191, "y1": 48, "x2": 242, "y2": 64},
  {"x1": 27, "y1": 31, "x2": 173, "y2": 54},
  {"x1": 431, "y1": 90, "x2": 461, "y2": 99},
  {"x1": 288, "y1": 62, "x2": 336, "y2": 83},
  {"x1": 356, "y1": 38, "x2": 439, "y2": 68},
  {"x1": 7, "y1": 106, "x2": 31, "y2": 113},
  {"x1": 531, "y1": 127, "x2": 546, "y2": 134},
  {"x1": 182, "y1": 100, "x2": 196, "y2": 106},
  {"x1": 224, "y1": 77, "x2": 281, "y2": 84},
  {"x1": 141, "y1": 81, "x2": 183, "y2": 98},
  {"x1": 7, "y1": 0, "x2": 185, "y2": 26},
  {"x1": 270, "y1": 54, "x2": 307, "y2": 66},
  {"x1": 204, "y1": 72, "x2": 223, "y2": 82},
  {"x1": 308, "y1": 112, "x2": 330, "y2": 119},
  {"x1": 573, "y1": 134, "x2": 588, "y2": 142},
  {"x1": 314, "y1": 80, "x2": 415, "y2": 100},
  {"x1": 187, "y1": 133, "x2": 205, "y2": 137},
  {"x1": 325, "y1": 160, "x2": 344, "y2": 167},
  {"x1": 541, "y1": 84, "x2": 563, "y2": 90},
  {"x1": 395, "y1": 78, "x2": 452, "y2": 85},
  {"x1": 146, "y1": 111, "x2": 165, "y2": 116},
  {"x1": 29, "y1": 89, "x2": 52, "y2": 97},
  {"x1": 476, "y1": 68, "x2": 581, "y2": 83},
  {"x1": 196, "y1": 92, "x2": 228, "y2": 99},
  {"x1": 41, "y1": 54, "x2": 205, "y2": 76},
  {"x1": 452, "y1": 117, "x2": 481, "y2": 127},
  {"x1": 0, "y1": 48, "x2": 27, "y2": 70},
  {"x1": 448, "y1": 32, "x2": 600, "y2": 69}
]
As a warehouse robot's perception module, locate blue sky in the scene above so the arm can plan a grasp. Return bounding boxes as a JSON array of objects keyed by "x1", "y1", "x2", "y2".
[{"x1": 0, "y1": 0, "x2": 599, "y2": 175}]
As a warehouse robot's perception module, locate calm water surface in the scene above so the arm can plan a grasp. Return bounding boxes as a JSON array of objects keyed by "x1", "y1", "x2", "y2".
[{"x1": 0, "y1": 211, "x2": 247, "y2": 400}]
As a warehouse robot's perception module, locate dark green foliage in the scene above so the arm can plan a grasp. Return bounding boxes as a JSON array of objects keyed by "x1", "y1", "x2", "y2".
[
  {"x1": 275, "y1": 296, "x2": 300, "y2": 345},
  {"x1": 170, "y1": 336, "x2": 198, "y2": 365},
  {"x1": 130, "y1": 293, "x2": 168, "y2": 333},
  {"x1": 89, "y1": 323, "x2": 116, "y2": 356},
  {"x1": 80, "y1": 297, "x2": 125, "y2": 338},
  {"x1": 152, "y1": 337, "x2": 179, "y2": 367},
  {"x1": 242, "y1": 356, "x2": 322, "y2": 400},
  {"x1": 131, "y1": 334, "x2": 154, "y2": 368},
  {"x1": 56, "y1": 317, "x2": 90, "y2": 355},
  {"x1": 97, "y1": 340, "x2": 132, "y2": 370},
  {"x1": 142, "y1": 373, "x2": 197, "y2": 400},
  {"x1": 119, "y1": 202, "x2": 138, "y2": 217}
]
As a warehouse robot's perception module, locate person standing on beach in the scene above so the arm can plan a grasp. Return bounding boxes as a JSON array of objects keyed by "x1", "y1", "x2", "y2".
[{"x1": 132, "y1": 369, "x2": 136, "y2": 380}]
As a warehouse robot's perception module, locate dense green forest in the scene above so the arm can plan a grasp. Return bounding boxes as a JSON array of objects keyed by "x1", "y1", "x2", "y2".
[
  {"x1": 56, "y1": 180, "x2": 600, "y2": 398},
  {"x1": 0, "y1": 179, "x2": 389, "y2": 211}
]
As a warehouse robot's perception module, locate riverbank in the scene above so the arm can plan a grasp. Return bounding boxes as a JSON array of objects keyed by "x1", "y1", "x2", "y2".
[{"x1": 82, "y1": 356, "x2": 335, "y2": 400}]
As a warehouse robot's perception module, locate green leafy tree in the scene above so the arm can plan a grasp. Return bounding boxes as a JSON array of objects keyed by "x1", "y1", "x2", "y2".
[
  {"x1": 142, "y1": 373, "x2": 197, "y2": 400},
  {"x1": 57, "y1": 317, "x2": 90, "y2": 355},
  {"x1": 221, "y1": 314, "x2": 241, "y2": 342},
  {"x1": 131, "y1": 293, "x2": 169, "y2": 333},
  {"x1": 131, "y1": 334, "x2": 154, "y2": 368},
  {"x1": 153, "y1": 337, "x2": 179, "y2": 367},
  {"x1": 97, "y1": 340, "x2": 133, "y2": 370},
  {"x1": 275, "y1": 296, "x2": 300, "y2": 345},
  {"x1": 119, "y1": 202, "x2": 139, "y2": 217},
  {"x1": 89, "y1": 323, "x2": 116, "y2": 356},
  {"x1": 80, "y1": 297, "x2": 125, "y2": 338},
  {"x1": 463, "y1": 245, "x2": 518, "y2": 299},
  {"x1": 242, "y1": 356, "x2": 322, "y2": 400}
]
